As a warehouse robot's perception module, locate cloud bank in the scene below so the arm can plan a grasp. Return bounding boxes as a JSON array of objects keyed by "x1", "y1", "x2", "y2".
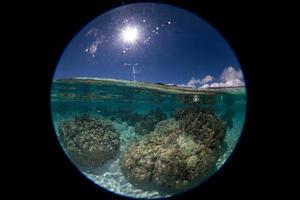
[
  {"x1": 201, "y1": 75, "x2": 214, "y2": 84},
  {"x1": 185, "y1": 75, "x2": 214, "y2": 88},
  {"x1": 220, "y1": 66, "x2": 243, "y2": 82},
  {"x1": 200, "y1": 66, "x2": 245, "y2": 88},
  {"x1": 181, "y1": 66, "x2": 245, "y2": 89}
]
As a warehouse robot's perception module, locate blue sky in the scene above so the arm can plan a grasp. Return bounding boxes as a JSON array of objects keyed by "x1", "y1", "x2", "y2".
[{"x1": 54, "y1": 3, "x2": 243, "y2": 86}]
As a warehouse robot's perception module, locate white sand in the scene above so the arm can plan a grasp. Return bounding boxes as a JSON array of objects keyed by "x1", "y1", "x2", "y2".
[{"x1": 216, "y1": 115, "x2": 245, "y2": 168}]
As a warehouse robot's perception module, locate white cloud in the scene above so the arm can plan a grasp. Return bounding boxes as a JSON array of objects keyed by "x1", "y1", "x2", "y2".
[
  {"x1": 201, "y1": 75, "x2": 214, "y2": 84},
  {"x1": 183, "y1": 75, "x2": 214, "y2": 88},
  {"x1": 224, "y1": 79, "x2": 245, "y2": 87},
  {"x1": 200, "y1": 66, "x2": 245, "y2": 88},
  {"x1": 186, "y1": 77, "x2": 201, "y2": 87},
  {"x1": 177, "y1": 84, "x2": 191, "y2": 88},
  {"x1": 85, "y1": 28, "x2": 99, "y2": 37},
  {"x1": 220, "y1": 66, "x2": 243, "y2": 82},
  {"x1": 85, "y1": 40, "x2": 102, "y2": 57},
  {"x1": 166, "y1": 83, "x2": 175, "y2": 86},
  {"x1": 201, "y1": 83, "x2": 210, "y2": 88},
  {"x1": 206, "y1": 79, "x2": 244, "y2": 88},
  {"x1": 209, "y1": 82, "x2": 221, "y2": 88},
  {"x1": 180, "y1": 66, "x2": 244, "y2": 89}
]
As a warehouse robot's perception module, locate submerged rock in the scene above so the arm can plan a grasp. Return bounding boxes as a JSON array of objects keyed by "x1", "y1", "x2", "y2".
[
  {"x1": 119, "y1": 107, "x2": 226, "y2": 191},
  {"x1": 58, "y1": 115, "x2": 120, "y2": 169}
]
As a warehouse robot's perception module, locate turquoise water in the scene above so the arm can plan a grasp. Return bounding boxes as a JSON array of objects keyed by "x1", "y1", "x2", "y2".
[{"x1": 51, "y1": 78, "x2": 246, "y2": 198}]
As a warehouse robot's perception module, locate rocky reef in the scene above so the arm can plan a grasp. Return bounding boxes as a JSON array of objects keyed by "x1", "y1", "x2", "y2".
[
  {"x1": 119, "y1": 107, "x2": 226, "y2": 191},
  {"x1": 58, "y1": 114, "x2": 120, "y2": 170}
]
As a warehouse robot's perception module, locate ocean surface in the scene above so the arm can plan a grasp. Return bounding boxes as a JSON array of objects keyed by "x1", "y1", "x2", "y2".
[{"x1": 51, "y1": 78, "x2": 247, "y2": 198}]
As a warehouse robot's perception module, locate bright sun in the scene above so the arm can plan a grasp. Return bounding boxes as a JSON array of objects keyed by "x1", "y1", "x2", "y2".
[{"x1": 121, "y1": 26, "x2": 139, "y2": 44}]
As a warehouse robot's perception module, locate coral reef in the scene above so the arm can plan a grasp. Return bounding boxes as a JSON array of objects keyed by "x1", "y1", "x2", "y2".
[
  {"x1": 119, "y1": 107, "x2": 226, "y2": 191},
  {"x1": 115, "y1": 109, "x2": 145, "y2": 126},
  {"x1": 153, "y1": 118, "x2": 180, "y2": 136},
  {"x1": 134, "y1": 109, "x2": 167, "y2": 135},
  {"x1": 95, "y1": 106, "x2": 167, "y2": 135},
  {"x1": 58, "y1": 114, "x2": 120, "y2": 169},
  {"x1": 174, "y1": 106, "x2": 226, "y2": 149}
]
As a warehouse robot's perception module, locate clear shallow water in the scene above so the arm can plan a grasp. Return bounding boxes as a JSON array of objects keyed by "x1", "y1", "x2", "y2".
[{"x1": 51, "y1": 78, "x2": 246, "y2": 198}]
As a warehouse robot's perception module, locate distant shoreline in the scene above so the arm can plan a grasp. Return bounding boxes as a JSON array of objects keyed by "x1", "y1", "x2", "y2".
[{"x1": 53, "y1": 77, "x2": 246, "y2": 95}]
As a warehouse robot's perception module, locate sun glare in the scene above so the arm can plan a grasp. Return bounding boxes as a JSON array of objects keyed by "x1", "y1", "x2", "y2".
[{"x1": 121, "y1": 26, "x2": 139, "y2": 44}]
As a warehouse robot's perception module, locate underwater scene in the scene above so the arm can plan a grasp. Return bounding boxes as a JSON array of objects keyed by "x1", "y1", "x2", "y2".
[
  {"x1": 51, "y1": 78, "x2": 246, "y2": 198},
  {"x1": 50, "y1": 2, "x2": 248, "y2": 198}
]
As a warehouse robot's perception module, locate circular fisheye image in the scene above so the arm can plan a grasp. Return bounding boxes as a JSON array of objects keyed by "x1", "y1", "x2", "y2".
[{"x1": 51, "y1": 2, "x2": 247, "y2": 199}]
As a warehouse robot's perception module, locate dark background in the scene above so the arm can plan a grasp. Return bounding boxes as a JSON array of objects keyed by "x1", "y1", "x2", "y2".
[{"x1": 8, "y1": 0, "x2": 289, "y2": 198}]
